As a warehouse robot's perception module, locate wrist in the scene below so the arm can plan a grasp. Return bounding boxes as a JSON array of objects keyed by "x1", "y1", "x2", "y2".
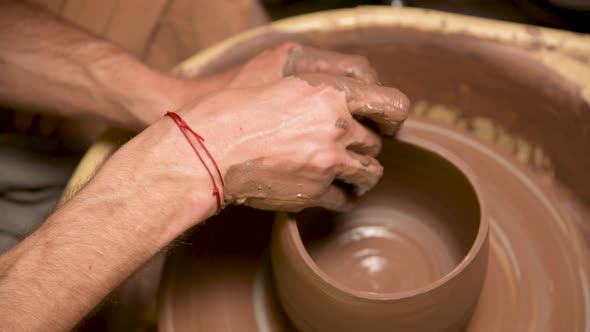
[{"x1": 89, "y1": 118, "x2": 218, "y2": 243}]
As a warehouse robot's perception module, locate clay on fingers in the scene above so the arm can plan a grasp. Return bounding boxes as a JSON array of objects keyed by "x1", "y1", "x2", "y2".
[
  {"x1": 215, "y1": 75, "x2": 390, "y2": 212},
  {"x1": 228, "y1": 42, "x2": 381, "y2": 89},
  {"x1": 283, "y1": 44, "x2": 379, "y2": 84},
  {"x1": 297, "y1": 73, "x2": 410, "y2": 135},
  {"x1": 223, "y1": 158, "x2": 356, "y2": 212}
]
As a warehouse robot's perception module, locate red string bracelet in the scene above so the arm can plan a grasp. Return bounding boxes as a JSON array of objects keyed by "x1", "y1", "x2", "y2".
[{"x1": 164, "y1": 111, "x2": 224, "y2": 212}]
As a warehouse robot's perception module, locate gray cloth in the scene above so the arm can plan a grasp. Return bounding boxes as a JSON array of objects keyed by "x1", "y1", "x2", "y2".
[{"x1": 0, "y1": 133, "x2": 81, "y2": 252}]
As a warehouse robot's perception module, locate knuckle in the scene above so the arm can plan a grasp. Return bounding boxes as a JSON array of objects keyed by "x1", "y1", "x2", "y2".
[
  {"x1": 326, "y1": 128, "x2": 343, "y2": 141},
  {"x1": 370, "y1": 139, "x2": 383, "y2": 156},
  {"x1": 310, "y1": 86, "x2": 344, "y2": 111},
  {"x1": 317, "y1": 86, "x2": 347, "y2": 109},
  {"x1": 365, "y1": 131, "x2": 382, "y2": 149},
  {"x1": 316, "y1": 110, "x2": 348, "y2": 139},
  {"x1": 369, "y1": 162, "x2": 384, "y2": 180},
  {"x1": 312, "y1": 149, "x2": 341, "y2": 170},
  {"x1": 274, "y1": 42, "x2": 303, "y2": 59},
  {"x1": 326, "y1": 122, "x2": 348, "y2": 140},
  {"x1": 327, "y1": 101, "x2": 345, "y2": 118},
  {"x1": 312, "y1": 83, "x2": 335, "y2": 97},
  {"x1": 281, "y1": 76, "x2": 314, "y2": 92},
  {"x1": 282, "y1": 75, "x2": 303, "y2": 86}
]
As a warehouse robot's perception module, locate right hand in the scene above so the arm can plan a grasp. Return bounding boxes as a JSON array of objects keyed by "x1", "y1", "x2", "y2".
[{"x1": 175, "y1": 73, "x2": 409, "y2": 212}]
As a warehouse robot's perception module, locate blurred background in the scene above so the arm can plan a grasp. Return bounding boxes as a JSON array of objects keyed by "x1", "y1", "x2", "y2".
[{"x1": 262, "y1": 0, "x2": 590, "y2": 32}]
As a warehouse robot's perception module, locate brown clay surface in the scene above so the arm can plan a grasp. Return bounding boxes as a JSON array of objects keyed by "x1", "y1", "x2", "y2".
[
  {"x1": 297, "y1": 138, "x2": 481, "y2": 295},
  {"x1": 405, "y1": 121, "x2": 589, "y2": 332},
  {"x1": 302, "y1": 206, "x2": 464, "y2": 294},
  {"x1": 159, "y1": 119, "x2": 590, "y2": 332}
]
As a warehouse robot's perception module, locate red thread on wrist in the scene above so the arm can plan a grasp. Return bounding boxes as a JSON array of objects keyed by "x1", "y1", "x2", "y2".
[{"x1": 164, "y1": 111, "x2": 223, "y2": 212}]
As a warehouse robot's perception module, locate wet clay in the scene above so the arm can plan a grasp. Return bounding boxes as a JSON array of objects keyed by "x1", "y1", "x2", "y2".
[
  {"x1": 301, "y1": 207, "x2": 464, "y2": 294},
  {"x1": 299, "y1": 73, "x2": 410, "y2": 135},
  {"x1": 296, "y1": 140, "x2": 481, "y2": 295},
  {"x1": 223, "y1": 157, "x2": 342, "y2": 212},
  {"x1": 284, "y1": 44, "x2": 378, "y2": 84},
  {"x1": 157, "y1": 207, "x2": 293, "y2": 332},
  {"x1": 228, "y1": 43, "x2": 380, "y2": 89},
  {"x1": 406, "y1": 121, "x2": 589, "y2": 331}
]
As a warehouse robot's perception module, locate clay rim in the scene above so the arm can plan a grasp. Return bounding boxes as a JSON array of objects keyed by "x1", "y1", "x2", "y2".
[{"x1": 279, "y1": 130, "x2": 489, "y2": 301}]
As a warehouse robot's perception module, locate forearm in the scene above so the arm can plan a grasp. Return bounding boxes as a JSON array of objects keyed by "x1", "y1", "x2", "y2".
[
  {"x1": 0, "y1": 0, "x2": 233, "y2": 128},
  {"x1": 0, "y1": 119, "x2": 216, "y2": 330}
]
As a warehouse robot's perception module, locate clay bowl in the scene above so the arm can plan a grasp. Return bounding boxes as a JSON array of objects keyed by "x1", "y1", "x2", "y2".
[{"x1": 271, "y1": 136, "x2": 489, "y2": 332}]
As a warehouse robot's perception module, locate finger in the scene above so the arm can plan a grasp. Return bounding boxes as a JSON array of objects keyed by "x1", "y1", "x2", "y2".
[
  {"x1": 284, "y1": 44, "x2": 379, "y2": 84},
  {"x1": 334, "y1": 150, "x2": 383, "y2": 196},
  {"x1": 299, "y1": 73, "x2": 410, "y2": 135},
  {"x1": 316, "y1": 184, "x2": 356, "y2": 212},
  {"x1": 345, "y1": 120, "x2": 382, "y2": 157}
]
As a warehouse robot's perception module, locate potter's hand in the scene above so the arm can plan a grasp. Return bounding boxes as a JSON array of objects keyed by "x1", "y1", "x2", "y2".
[
  {"x1": 111, "y1": 42, "x2": 381, "y2": 127},
  {"x1": 177, "y1": 74, "x2": 409, "y2": 212},
  {"x1": 227, "y1": 42, "x2": 379, "y2": 88},
  {"x1": 298, "y1": 73, "x2": 409, "y2": 135}
]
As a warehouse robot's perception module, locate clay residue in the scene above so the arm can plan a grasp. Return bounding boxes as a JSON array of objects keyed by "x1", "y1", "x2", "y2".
[
  {"x1": 223, "y1": 156, "x2": 384, "y2": 213},
  {"x1": 411, "y1": 100, "x2": 555, "y2": 182},
  {"x1": 223, "y1": 158, "x2": 348, "y2": 212},
  {"x1": 284, "y1": 44, "x2": 379, "y2": 84},
  {"x1": 298, "y1": 73, "x2": 410, "y2": 135}
]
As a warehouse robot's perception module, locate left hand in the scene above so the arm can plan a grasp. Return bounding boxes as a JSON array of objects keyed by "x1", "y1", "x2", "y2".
[
  {"x1": 138, "y1": 43, "x2": 382, "y2": 127},
  {"x1": 227, "y1": 42, "x2": 379, "y2": 88}
]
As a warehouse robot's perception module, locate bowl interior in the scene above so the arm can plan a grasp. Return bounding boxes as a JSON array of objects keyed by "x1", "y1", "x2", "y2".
[{"x1": 296, "y1": 138, "x2": 481, "y2": 295}]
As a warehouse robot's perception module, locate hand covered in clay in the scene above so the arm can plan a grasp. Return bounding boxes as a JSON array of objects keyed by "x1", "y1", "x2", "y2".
[
  {"x1": 227, "y1": 42, "x2": 379, "y2": 88},
  {"x1": 112, "y1": 42, "x2": 383, "y2": 128},
  {"x1": 176, "y1": 73, "x2": 409, "y2": 212},
  {"x1": 227, "y1": 43, "x2": 404, "y2": 134}
]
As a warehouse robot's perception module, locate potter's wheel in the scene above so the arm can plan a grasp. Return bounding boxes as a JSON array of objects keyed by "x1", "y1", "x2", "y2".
[{"x1": 158, "y1": 119, "x2": 590, "y2": 332}]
